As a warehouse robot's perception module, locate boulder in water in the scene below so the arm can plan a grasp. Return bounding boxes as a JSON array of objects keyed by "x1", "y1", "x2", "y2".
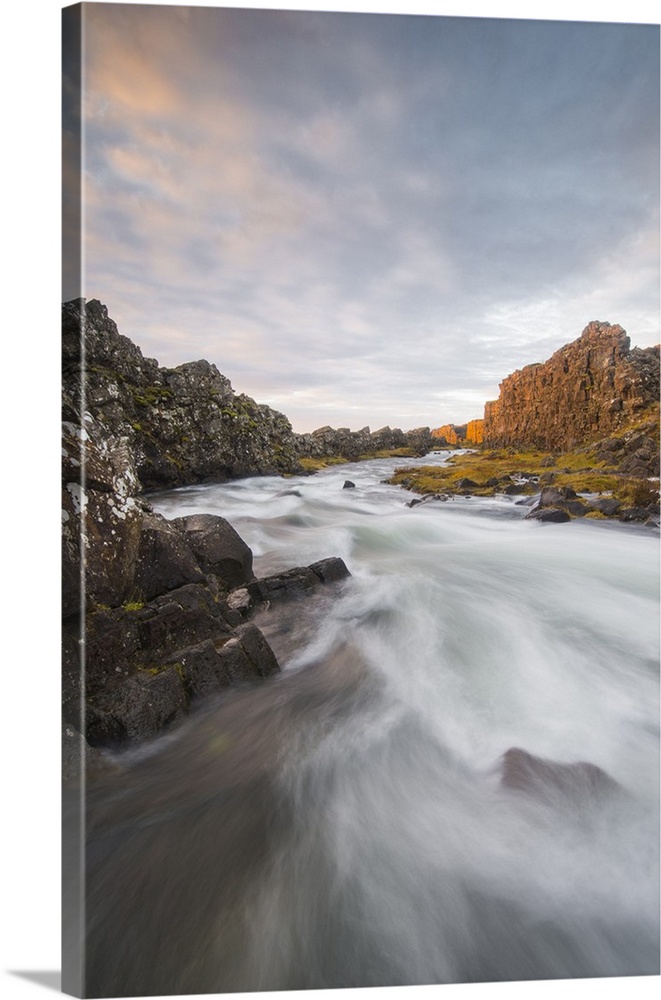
[
  {"x1": 172, "y1": 513, "x2": 255, "y2": 589},
  {"x1": 500, "y1": 747, "x2": 621, "y2": 808},
  {"x1": 525, "y1": 506, "x2": 571, "y2": 523}
]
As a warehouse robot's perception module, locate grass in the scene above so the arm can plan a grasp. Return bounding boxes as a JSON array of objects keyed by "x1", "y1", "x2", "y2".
[
  {"x1": 299, "y1": 448, "x2": 418, "y2": 472},
  {"x1": 388, "y1": 442, "x2": 659, "y2": 516}
]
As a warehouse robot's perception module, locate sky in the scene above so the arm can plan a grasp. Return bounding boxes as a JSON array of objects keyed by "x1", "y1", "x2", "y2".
[{"x1": 62, "y1": 1, "x2": 660, "y2": 433}]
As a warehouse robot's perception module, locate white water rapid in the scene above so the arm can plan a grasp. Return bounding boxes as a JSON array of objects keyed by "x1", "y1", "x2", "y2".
[{"x1": 83, "y1": 452, "x2": 660, "y2": 996}]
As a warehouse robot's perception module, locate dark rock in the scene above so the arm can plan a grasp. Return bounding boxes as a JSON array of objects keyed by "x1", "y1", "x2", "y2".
[
  {"x1": 500, "y1": 747, "x2": 621, "y2": 808},
  {"x1": 296, "y1": 422, "x2": 433, "y2": 462},
  {"x1": 246, "y1": 557, "x2": 350, "y2": 605},
  {"x1": 618, "y1": 457, "x2": 655, "y2": 478},
  {"x1": 171, "y1": 639, "x2": 234, "y2": 699},
  {"x1": 594, "y1": 450, "x2": 618, "y2": 465},
  {"x1": 133, "y1": 513, "x2": 204, "y2": 600},
  {"x1": 619, "y1": 507, "x2": 653, "y2": 523},
  {"x1": 343, "y1": 480, "x2": 356, "y2": 489},
  {"x1": 599, "y1": 437, "x2": 624, "y2": 452},
  {"x1": 563, "y1": 500, "x2": 590, "y2": 517},
  {"x1": 588, "y1": 497, "x2": 622, "y2": 516},
  {"x1": 455, "y1": 477, "x2": 478, "y2": 489},
  {"x1": 247, "y1": 567, "x2": 320, "y2": 603},
  {"x1": 84, "y1": 608, "x2": 143, "y2": 696},
  {"x1": 525, "y1": 507, "x2": 571, "y2": 523},
  {"x1": 172, "y1": 513, "x2": 254, "y2": 589},
  {"x1": 62, "y1": 298, "x2": 305, "y2": 495},
  {"x1": 86, "y1": 667, "x2": 189, "y2": 747},
  {"x1": 309, "y1": 557, "x2": 350, "y2": 584},
  {"x1": 230, "y1": 624, "x2": 281, "y2": 679},
  {"x1": 539, "y1": 485, "x2": 577, "y2": 506},
  {"x1": 503, "y1": 483, "x2": 526, "y2": 495},
  {"x1": 134, "y1": 587, "x2": 235, "y2": 659},
  {"x1": 180, "y1": 624, "x2": 280, "y2": 692}
]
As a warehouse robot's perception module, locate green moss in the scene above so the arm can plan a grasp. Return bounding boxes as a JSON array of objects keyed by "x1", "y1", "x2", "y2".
[
  {"x1": 132, "y1": 385, "x2": 174, "y2": 407},
  {"x1": 122, "y1": 589, "x2": 145, "y2": 612},
  {"x1": 357, "y1": 447, "x2": 417, "y2": 461},
  {"x1": 389, "y1": 445, "x2": 659, "y2": 520},
  {"x1": 299, "y1": 456, "x2": 349, "y2": 471},
  {"x1": 554, "y1": 472, "x2": 622, "y2": 493},
  {"x1": 613, "y1": 478, "x2": 659, "y2": 508}
]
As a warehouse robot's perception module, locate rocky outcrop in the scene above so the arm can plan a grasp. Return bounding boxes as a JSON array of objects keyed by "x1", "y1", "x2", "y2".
[
  {"x1": 63, "y1": 298, "x2": 305, "y2": 491},
  {"x1": 62, "y1": 300, "x2": 354, "y2": 760},
  {"x1": 432, "y1": 423, "x2": 464, "y2": 445},
  {"x1": 431, "y1": 421, "x2": 484, "y2": 446},
  {"x1": 483, "y1": 321, "x2": 660, "y2": 450},
  {"x1": 296, "y1": 424, "x2": 433, "y2": 461},
  {"x1": 62, "y1": 490, "x2": 352, "y2": 750},
  {"x1": 465, "y1": 419, "x2": 484, "y2": 445}
]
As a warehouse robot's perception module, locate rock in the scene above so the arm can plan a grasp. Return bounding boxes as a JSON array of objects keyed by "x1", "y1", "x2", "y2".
[
  {"x1": 343, "y1": 480, "x2": 356, "y2": 489},
  {"x1": 619, "y1": 507, "x2": 654, "y2": 523},
  {"x1": 246, "y1": 558, "x2": 350, "y2": 604},
  {"x1": 229, "y1": 624, "x2": 281, "y2": 679},
  {"x1": 296, "y1": 423, "x2": 433, "y2": 462},
  {"x1": 226, "y1": 587, "x2": 253, "y2": 616},
  {"x1": 247, "y1": 567, "x2": 322, "y2": 602},
  {"x1": 62, "y1": 723, "x2": 116, "y2": 782},
  {"x1": 525, "y1": 507, "x2": 571, "y2": 523},
  {"x1": 500, "y1": 747, "x2": 621, "y2": 808},
  {"x1": 168, "y1": 625, "x2": 280, "y2": 699},
  {"x1": 62, "y1": 298, "x2": 305, "y2": 493},
  {"x1": 588, "y1": 497, "x2": 621, "y2": 517},
  {"x1": 86, "y1": 667, "x2": 189, "y2": 747},
  {"x1": 539, "y1": 485, "x2": 577, "y2": 506},
  {"x1": 562, "y1": 500, "x2": 590, "y2": 517},
  {"x1": 172, "y1": 513, "x2": 254, "y2": 589},
  {"x1": 455, "y1": 477, "x2": 478, "y2": 489},
  {"x1": 173, "y1": 639, "x2": 234, "y2": 698},
  {"x1": 484, "y1": 321, "x2": 659, "y2": 450},
  {"x1": 309, "y1": 557, "x2": 350, "y2": 583},
  {"x1": 133, "y1": 513, "x2": 205, "y2": 600}
]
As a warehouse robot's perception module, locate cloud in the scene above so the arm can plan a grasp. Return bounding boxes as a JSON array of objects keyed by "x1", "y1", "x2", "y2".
[{"x1": 69, "y1": 5, "x2": 659, "y2": 433}]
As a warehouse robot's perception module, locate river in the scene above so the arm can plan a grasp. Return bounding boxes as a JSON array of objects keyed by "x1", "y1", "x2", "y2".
[{"x1": 82, "y1": 452, "x2": 660, "y2": 997}]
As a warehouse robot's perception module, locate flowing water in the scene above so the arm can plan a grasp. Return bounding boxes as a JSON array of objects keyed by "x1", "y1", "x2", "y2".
[{"x1": 82, "y1": 453, "x2": 660, "y2": 996}]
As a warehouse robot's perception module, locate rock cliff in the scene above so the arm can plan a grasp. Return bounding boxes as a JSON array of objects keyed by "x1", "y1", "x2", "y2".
[
  {"x1": 63, "y1": 298, "x2": 305, "y2": 491},
  {"x1": 296, "y1": 423, "x2": 434, "y2": 461},
  {"x1": 431, "y1": 421, "x2": 484, "y2": 446},
  {"x1": 483, "y1": 321, "x2": 660, "y2": 450},
  {"x1": 62, "y1": 299, "x2": 352, "y2": 761}
]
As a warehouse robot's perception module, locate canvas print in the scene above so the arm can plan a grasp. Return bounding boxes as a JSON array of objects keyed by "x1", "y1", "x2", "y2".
[{"x1": 61, "y1": 2, "x2": 660, "y2": 997}]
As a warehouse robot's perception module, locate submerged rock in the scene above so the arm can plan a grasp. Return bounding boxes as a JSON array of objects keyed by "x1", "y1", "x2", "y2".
[
  {"x1": 525, "y1": 507, "x2": 571, "y2": 523},
  {"x1": 500, "y1": 747, "x2": 621, "y2": 807}
]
